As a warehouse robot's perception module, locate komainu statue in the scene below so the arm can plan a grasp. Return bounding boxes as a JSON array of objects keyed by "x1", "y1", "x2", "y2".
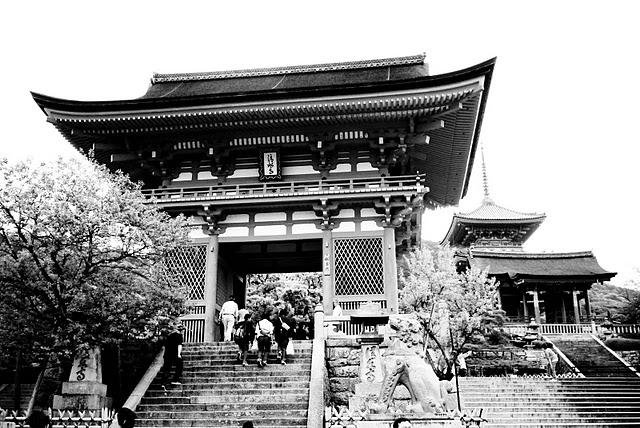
[{"x1": 376, "y1": 338, "x2": 446, "y2": 413}]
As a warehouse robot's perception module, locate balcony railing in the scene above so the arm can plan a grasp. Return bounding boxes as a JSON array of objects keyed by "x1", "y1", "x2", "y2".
[{"x1": 142, "y1": 174, "x2": 425, "y2": 203}]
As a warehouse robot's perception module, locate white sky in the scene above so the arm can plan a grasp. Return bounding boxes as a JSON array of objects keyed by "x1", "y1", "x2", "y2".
[{"x1": 2, "y1": 0, "x2": 639, "y2": 284}]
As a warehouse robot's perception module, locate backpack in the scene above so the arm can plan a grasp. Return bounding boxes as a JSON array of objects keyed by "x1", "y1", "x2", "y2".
[{"x1": 234, "y1": 323, "x2": 246, "y2": 342}]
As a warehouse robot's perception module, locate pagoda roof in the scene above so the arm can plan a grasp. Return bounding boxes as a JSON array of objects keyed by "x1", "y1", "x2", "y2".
[
  {"x1": 31, "y1": 55, "x2": 496, "y2": 206},
  {"x1": 469, "y1": 249, "x2": 616, "y2": 284},
  {"x1": 459, "y1": 199, "x2": 545, "y2": 222},
  {"x1": 441, "y1": 198, "x2": 546, "y2": 246}
]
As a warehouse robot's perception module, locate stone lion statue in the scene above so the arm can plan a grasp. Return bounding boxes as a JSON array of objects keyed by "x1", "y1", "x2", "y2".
[{"x1": 376, "y1": 337, "x2": 447, "y2": 413}]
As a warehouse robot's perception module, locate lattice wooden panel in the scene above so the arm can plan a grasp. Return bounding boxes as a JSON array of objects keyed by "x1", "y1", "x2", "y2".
[
  {"x1": 166, "y1": 245, "x2": 207, "y2": 301},
  {"x1": 333, "y1": 237, "x2": 384, "y2": 296}
]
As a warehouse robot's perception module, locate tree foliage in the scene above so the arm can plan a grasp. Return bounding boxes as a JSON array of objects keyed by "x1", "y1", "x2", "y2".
[
  {"x1": 398, "y1": 245, "x2": 502, "y2": 379},
  {"x1": 0, "y1": 157, "x2": 188, "y2": 363},
  {"x1": 245, "y1": 272, "x2": 321, "y2": 323}
]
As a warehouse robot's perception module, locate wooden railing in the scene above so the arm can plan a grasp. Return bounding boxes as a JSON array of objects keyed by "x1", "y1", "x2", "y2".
[
  {"x1": 142, "y1": 174, "x2": 425, "y2": 202},
  {"x1": 611, "y1": 324, "x2": 640, "y2": 335}
]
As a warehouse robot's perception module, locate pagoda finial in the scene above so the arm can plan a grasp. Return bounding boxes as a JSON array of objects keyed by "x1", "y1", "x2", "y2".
[{"x1": 481, "y1": 145, "x2": 492, "y2": 203}]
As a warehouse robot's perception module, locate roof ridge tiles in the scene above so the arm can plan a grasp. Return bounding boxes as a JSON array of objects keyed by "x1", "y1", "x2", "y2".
[
  {"x1": 151, "y1": 54, "x2": 427, "y2": 84},
  {"x1": 470, "y1": 249, "x2": 595, "y2": 259}
]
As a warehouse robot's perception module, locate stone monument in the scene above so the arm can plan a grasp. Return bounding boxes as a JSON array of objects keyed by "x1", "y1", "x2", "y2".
[{"x1": 53, "y1": 347, "x2": 111, "y2": 410}]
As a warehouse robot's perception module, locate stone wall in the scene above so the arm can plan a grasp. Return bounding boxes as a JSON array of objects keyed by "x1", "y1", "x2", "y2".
[{"x1": 325, "y1": 338, "x2": 362, "y2": 406}]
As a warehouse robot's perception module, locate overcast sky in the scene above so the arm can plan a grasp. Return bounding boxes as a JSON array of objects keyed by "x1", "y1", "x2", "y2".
[{"x1": 2, "y1": 1, "x2": 639, "y2": 284}]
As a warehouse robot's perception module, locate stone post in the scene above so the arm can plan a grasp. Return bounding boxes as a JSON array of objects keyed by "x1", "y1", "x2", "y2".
[
  {"x1": 314, "y1": 303, "x2": 325, "y2": 340},
  {"x1": 53, "y1": 347, "x2": 111, "y2": 410},
  {"x1": 204, "y1": 231, "x2": 220, "y2": 342}
]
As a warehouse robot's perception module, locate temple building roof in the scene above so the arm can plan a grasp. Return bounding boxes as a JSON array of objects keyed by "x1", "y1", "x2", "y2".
[
  {"x1": 469, "y1": 249, "x2": 616, "y2": 284},
  {"x1": 145, "y1": 54, "x2": 430, "y2": 98},
  {"x1": 31, "y1": 55, "x2": 496, "y2": 207},
  {"x1": 457, "y1": 199, "x2": 546, "y2": 222}
]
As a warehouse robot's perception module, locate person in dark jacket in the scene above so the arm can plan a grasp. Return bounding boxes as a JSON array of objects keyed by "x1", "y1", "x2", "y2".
[
  {"x1": 234, "y1": 313, "x2": 256, "y2": 367},
  {"x1": 161, "y1": 325, "x2": 184, "y2": 386},
  {"x1": 273, "y1": 309, "x2": 295, "y2": 365}
]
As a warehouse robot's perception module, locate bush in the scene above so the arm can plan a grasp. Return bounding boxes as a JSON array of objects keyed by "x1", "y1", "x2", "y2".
[{"x1": 605, "y1": 337, "x2": 640, "y2": 351}]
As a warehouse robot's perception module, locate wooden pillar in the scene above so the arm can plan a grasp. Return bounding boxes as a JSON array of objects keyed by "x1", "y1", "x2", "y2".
[
  {"x1": 322, "y1": 227, "x2": 334, "y2": 314},
  {"x1": 561, "y1": 292, "x2": 568, "y2": 323},
  {"x1": 532, "y1": 288, "x2": 541, "y2": 324},
  {"x1": 572, "y1": 289, "x2": 581, "y2": 323},
  {"x1": 204, "y1": 232, "x2": 220, "y2": 342},
  {"x1": 522, "y1": 290, "x2": 529, "y2": 321},
  {"x1": 383, "y1": 226, "x2": 399, "y2": 314},
  {"x1": 583, "y1": 290, "x2": 592, "y2": 321}
]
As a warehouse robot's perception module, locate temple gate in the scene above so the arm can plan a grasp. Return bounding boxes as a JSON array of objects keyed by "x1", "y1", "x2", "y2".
[{"x1": 33, "y1": 54, "x2": 496, "y2": 342}]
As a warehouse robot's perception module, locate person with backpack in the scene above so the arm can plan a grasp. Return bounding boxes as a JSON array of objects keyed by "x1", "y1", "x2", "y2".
[
  {"x1": 256, "y1": 312, "x2": 274, "y2": 367},
  {"x1": 273, "y1": 308, "x2": 295, "y2": 365},
  {"x1": 234, "y1": 312, "x2": 255, "y2": 367}
]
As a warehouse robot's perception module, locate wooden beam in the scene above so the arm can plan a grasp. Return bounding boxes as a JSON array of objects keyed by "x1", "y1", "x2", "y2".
[{"x1": 110, "y1": 153, "x2": 139, "y2": 163}]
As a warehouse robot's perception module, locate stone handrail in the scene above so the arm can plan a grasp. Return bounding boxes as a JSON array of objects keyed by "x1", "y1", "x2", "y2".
[
  {"x1": 590, "y1": 333, "x2": 640, "y2": 378},
  {"x1": 142, "y1": 174, "x2": 425, "y2": 203},
  {"x1": 545, "y1": 339, "x2": 585, "y2": 378},
  {"x1": 307, "y1": 305, "x2": 326, "y2": 428},
  {"x1": 123, "y1": 347, "x2": 165, "y2": 411}
]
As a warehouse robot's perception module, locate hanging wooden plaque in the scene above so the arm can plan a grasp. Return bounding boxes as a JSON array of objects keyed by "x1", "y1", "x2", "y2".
[{"x1": 258, "y1": 148, "x2": 282, "y2": 181}]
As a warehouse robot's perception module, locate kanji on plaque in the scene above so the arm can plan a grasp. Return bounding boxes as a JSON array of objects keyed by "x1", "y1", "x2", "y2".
[{"x1": 263, "y1": 151, "x2": 277, "y2": 177}]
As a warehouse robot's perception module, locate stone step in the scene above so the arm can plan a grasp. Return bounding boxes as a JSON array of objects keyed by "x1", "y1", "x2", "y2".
[
  {"x1": 179, "y1": 369, "x2": 311, "y2": 378},
  {"x1": 147, "y1": 381, "x2": 309, "y2": 391},
  {"x1": 483, "y1": 424, "x2": 640, "y2": 428},
  {"x1": 143, "y1": 387, "x2": 309, "y2": 397},
  {"x1": 136, "y1": 420, "x2": 306, "y2": 428},
  {"x1": 136, "y1": 402, "x2": 308, "y2": 412},
  {"x1": 462, "y1": 403, "x2": 640, "y2": 415},
  {"x1": 184, "y1": 353, "x2": 312, "y2": 361},
  {"x1": 141, "y1": 394, "x2": 308, "y2": 405},
  {"x1": 184, "y1": 365, "x2": 311, "y2": 373},
  {"x1": 190, "y1": 394, "x2": 308, "y2": 404},
  {"x1": 175, "y1": 375, "x2": 309, "y2": 383},
  {"x1": 185, "y1": 359, "x2": 310, "y2": 367},
  {"x1": 462, "y1": 392, "x2": 640, "y2": 397},
  {"x1": 137, "y1": 409, "x2": 307, "y2": 419},
  {"x1": 149, "y1": 378, "x2": 309, "y2": 391},
  {"x1": 136, "y1": 417, "x2": 307, "y2": 427},
  {"x1": 486, "y1": 418, "x2": 640, "y2": 424}
]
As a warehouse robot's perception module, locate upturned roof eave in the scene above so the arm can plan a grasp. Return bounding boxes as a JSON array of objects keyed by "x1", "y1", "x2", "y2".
[
  {"x1": 30, "y1": 58, "x2": 496, "y2": 114},
  {"x1": 439, "y1": 214, "x2": 545, "y2": 246}
]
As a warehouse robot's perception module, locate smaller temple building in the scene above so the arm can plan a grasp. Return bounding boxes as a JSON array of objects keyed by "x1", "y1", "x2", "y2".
[{"x1": 442, "y1": 155, "x2": 615, "y2": 324}]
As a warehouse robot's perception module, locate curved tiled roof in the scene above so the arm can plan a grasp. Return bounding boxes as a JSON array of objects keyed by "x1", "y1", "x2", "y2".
[
  {"x1": 458, "y1": 198, "x2": 545, "y2": 221},
  {"x1": 441, "y1": 197, "x2": 546, "y2": 246},
  {"x1": 469, "y1": 249, "x2": 616, "y2": 282},
  {"x1": 151, "y1": 54, "x2": 427, "y2": 83}
]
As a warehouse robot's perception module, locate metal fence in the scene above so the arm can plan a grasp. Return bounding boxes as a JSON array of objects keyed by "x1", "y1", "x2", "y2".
[{"x1": 0, "y1": 408, "x2": 114, "y2": 428}]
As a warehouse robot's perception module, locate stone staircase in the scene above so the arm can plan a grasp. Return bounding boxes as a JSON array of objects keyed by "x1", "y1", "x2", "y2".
[
  {"x1": 135, "y1": 340, "x2": 312, "y2": 428},
  {"x1": 0, "y1": 383, "x2": 34, "y2": 410},
  {"x1": 460, "y1": 377, "x2": 640, "y2": 427},
  {"x1": 549, "y1": 335, "x2": 636, "y2": 377}
]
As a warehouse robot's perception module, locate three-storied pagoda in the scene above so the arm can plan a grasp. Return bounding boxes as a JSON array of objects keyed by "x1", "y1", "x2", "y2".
[
  {"x1": 33, "y1": 54, "x2": 495, "y2": 341},
  {"x1": 442, "y1": 153, "x2": 616, "y2": 324}
]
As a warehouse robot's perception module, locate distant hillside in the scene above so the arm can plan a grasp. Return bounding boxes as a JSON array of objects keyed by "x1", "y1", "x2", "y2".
[{"x1": 589, "y1": 282, "x2": 639, "y2": 322}]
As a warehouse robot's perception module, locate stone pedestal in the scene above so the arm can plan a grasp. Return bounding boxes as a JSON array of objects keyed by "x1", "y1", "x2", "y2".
[
  {"x1": 349, "y1": 335, "x2": 385, "y2": 411},
  {"x1": 53, "y1": 347, "x2": 111, "y2": 410}
]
